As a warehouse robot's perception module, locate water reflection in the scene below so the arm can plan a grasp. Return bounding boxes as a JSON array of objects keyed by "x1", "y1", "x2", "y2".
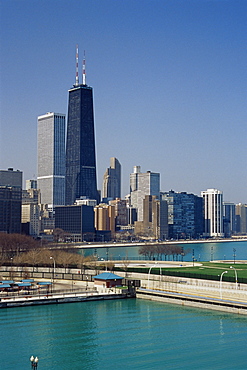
[
  {"x1": 1, "y1": 300, "x2": 247, "y2": 369},
  {"x1": 219, "y1": 318, "x2": 225, "y2": 344}
]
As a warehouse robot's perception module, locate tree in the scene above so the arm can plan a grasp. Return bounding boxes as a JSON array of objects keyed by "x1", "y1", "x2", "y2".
[
  {"x1": 0, "y1": 233, "x2": 39, "y2": 260},
  {"x1": 139, "y1": 245, "x2": 156, "y2": 260},
  {"x1": 53, "y1": 228, "x2": 65, "y2": 243},
  {"x1": 55, "y1": 251, "x2": 75, "y2": 272}
]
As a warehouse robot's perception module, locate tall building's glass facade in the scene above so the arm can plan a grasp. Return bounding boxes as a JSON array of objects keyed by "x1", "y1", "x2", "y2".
[
  {"x1": 161, "y1": 190, "x2": 204, "y2": 239},
  {"x1": 37, "y1": 112, "x2": 65, "y2": 208},
  {"x1": 0, "y1": 168, "x2": 23, "y2": 233},
  {"x1": 65, "y1": 85, "x2": 98, "y2": 205}
]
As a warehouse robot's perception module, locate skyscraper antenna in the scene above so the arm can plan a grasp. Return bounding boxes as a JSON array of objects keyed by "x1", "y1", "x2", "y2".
[
  {"x1": 75, "y1": 44, "x2": 79, "y2": 86},
  {"x1": 82, "y1": 50, "x2": 86, "y2": 85}
]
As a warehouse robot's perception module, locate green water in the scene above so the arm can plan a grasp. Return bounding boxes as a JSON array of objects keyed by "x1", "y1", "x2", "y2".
[{"x1": 1, "y1": 299, "x2": 247, "y2": 369}]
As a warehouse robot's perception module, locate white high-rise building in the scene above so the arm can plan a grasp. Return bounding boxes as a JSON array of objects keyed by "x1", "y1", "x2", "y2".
[
  {"x1": 130, "y1": 166, "x2": 160, "y2": 222},
  {"x1": 37, "y1": 112, "x2": 66, "y2": 210},
  {"x1": 201, "y1": 188, "x2": 224, "y2": 237}
]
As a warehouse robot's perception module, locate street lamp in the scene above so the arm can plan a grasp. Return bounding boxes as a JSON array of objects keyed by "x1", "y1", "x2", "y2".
[
  {"x1": 30, "y1": 356, "x2": 39, "y2": 368},
  {"x1": 219, "y1": 271, "x2": 228, "y2": 300},
  {"x1": 230, "y1": 266, "x2": 238, "y2": 290},
  {"x1": 50, "y1": 256, "x2": 56, "y2": 283},
  {"x1": 147, "y1": 263, "x2": 162, "y2": 289}
]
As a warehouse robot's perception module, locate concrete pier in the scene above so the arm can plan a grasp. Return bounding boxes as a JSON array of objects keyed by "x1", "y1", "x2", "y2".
[
  {"x1": 0, "y1": 290, "x2": 128, "y2": 309},
  {"x1": 136, "y1": 288, "x2": 247, "y2": 315}
]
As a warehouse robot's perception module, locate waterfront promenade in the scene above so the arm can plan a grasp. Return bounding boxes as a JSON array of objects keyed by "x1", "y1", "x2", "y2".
[
  {"x1": 0, "y1": 277, "x2": 129, "y2": 308},
  {"x1": 1, "y1": 261, "x2": 247, "y2": 314}
]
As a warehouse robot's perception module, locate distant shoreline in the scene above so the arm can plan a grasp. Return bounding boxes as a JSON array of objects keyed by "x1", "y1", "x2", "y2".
[
  {"x1": 160, "y1": 237, "x2": 247, "y2": 245},
  {"x1": 61, "y1": 238, "x2": 247, "y2": 250},
  {"x1": 50, "y1": 238, "x2": 247, "y2": 251}
]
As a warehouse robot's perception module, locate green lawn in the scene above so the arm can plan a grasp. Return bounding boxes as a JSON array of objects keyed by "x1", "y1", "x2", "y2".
[
  {"x1": 159, "y1": 262, "x2": 247, "y2": 283},
  {"x1": 121, "y1": 262, "x2": 247, "y2": 283}
]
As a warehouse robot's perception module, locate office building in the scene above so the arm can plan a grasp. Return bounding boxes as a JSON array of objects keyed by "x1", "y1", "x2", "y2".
[
  {"x1": 130, "y1": 166, "x2": 160, "y2": 222},
  {"x1": 65, "y1": 46, "x2": 98, "y2": 205},
  {"x1": 37, "y1": 112, "x2": 66, "y2": 209},
  {"x1": 26, "y1": 179, "x2": 37, "y2": 190},
  {"x1": 109, "y1": 198, "x2": 128, "y2": 227},
  {"x1": 135, "y1": 195, "x2": 168, "y2": 240},
  {"x1": 0, "y1": 168, "x2": 22, "y2": 233},
  {"x1": 235, "y1": 203, "x2": 247, "y2": 234},
  {"x1": 55, "y1": 205, "x2": 95, "y2": 242},
  {"x1": 223, "y1": 202, "x2": 236, "y2": 237},
  {"x1": 75, "y1": 197, "x2": 97, "y2": 207},
  {"x1": 22, "y1": 189, "x2": 41, "y2": 237},
  {"x1": 201, "y1": 188, "x2": 224, "y2": 237},
  {"x1": 161, "y1": 190, "x2": 204, "y2": 239},
  {"x1": 102, "y1": 157, "x2": 121, "y2": 201},
  {"x1": 94, "y1": 204, "x2": 115, "y2": 235}
]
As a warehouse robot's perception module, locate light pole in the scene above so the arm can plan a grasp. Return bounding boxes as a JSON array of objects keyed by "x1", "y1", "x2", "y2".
[
  {"x1": 147, "y1": 263, "x2": 162, "y2": 289},
  {"x1": 86, "y1": 276, "x2": 88, "y2": 290},
  {"x1": 50, "y1": 256, "x2": 55, "y2": 283},
  {"x1": 233, "y1": 248, "x2": 236, "y2": 264},
  {"x1": 230, "y1": 266, "x2": 238, "y2": 290},
  {"x1": 220, "y1": 271, "x2": 228, "y2": 300},
  {"x1": 30, "y1": 356, "x2": 39, "y2": 369}
]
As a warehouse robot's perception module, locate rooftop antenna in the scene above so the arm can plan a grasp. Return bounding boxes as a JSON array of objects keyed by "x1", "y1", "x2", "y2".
[
  {"x1": 82, "y1": 50, "x2": 86, "y2": 85},
  {"x1": 75, "y1": 44, "x2": 79, "y2": 86}
]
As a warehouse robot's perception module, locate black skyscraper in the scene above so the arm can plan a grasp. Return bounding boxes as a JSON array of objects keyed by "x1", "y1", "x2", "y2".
[{"x1": 65, "y1": 48, "x2": 98, "y2": 205}]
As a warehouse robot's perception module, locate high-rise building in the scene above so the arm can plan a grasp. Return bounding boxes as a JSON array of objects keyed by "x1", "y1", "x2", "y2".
[
  {"x1": 0, "y1": 168, "x2": 23, "y2": 233},
  {"x1": 235, "y1": 203, "x2": 247, "y2": 234},
  {"x1": 136, "y1": 195, "x2": 168, "y2": 240},
  {"x1": 26, "y1": 179, "x2": 37, "y2": 190},
  {"x1": 102, "y1": 157, "x2": 121, "y2": 201},
  {"x1": 161, "y1": 190, "x2": 204, "y2": 239},
  {"x1": 130, "y1": 166, "x2": 160, "y2": 222},
  {"x1": 55, "y1": 204, "x2": 95, "y2": 242},
  {"x1": 94, "y1": 203, "x2": 115, "y2": 234},
  {"x1": 109, "y1": 198, "x2": 128, "y2": 227},
  {"x1": 37, "y1": 112, "x2": 66, "y2": 209},
  {"x1": 223, "y1": 202, "x2": 236, "y2": 237},
  {"x1": 22, "y1": 189, "x2": 41, "y2": 237},
  {"x1": 65, "y1": 46, "x2": 98, "y2": 205},
  {"x1": 201, "y1": 188, "x2": 224, "y2": 237}
]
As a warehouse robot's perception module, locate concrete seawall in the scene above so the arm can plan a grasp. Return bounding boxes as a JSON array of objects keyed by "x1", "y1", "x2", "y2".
[
  {"x1": 136, "y1": 288, "x2": 247, "y2": 315},
  {"x1": 0, "y1": 292, "x2": 128, "y2": 309}
]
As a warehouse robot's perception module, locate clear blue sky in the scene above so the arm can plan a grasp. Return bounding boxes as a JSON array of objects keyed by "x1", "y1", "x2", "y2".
[{"x1": 0, "y1": 0, "x2": 246, "y2": 204}]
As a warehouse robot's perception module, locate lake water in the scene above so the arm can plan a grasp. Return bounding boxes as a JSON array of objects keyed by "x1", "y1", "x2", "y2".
[
  {"x1": 82, "y1": 240, "x2": 247, "y2": 262},
  {"x1": 1, "y1": 299, "x2": 247, "y2": 369}
]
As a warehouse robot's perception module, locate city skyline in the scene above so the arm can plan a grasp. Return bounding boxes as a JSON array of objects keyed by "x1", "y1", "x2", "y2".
[{"x1": 0, "y1": 1, "x2": 246, "y2": 204}]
